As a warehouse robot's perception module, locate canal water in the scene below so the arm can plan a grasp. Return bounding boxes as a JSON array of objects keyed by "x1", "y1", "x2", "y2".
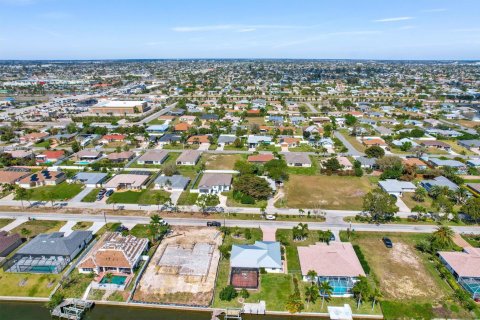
[{"x1": 0, "y1": 301, "x2": 326, "y2": 320}]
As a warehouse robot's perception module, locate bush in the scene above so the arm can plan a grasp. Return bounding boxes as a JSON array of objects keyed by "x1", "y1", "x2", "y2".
[
  {"x1": 244, "y1": 228, "x2": 252, "y2": 240},
  {"x1": 352, "y1": 245, "x2": 370, "y2": 274},
  {"x1": 240, "y1": 288, "x2": 250, "y2": 299},
  {"x1": 219, "y1": 285, "x2": 238, "y2": 301}
]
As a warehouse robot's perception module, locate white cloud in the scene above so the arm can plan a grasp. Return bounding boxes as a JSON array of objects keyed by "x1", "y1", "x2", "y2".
[{"x1": 374, "y1": 17, "x2": 414, "y2": 23}]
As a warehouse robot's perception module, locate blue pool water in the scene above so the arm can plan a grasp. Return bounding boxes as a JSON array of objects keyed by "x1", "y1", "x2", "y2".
[{"x1": 100, "y1": 275, "x2": 127, "y2": 285}]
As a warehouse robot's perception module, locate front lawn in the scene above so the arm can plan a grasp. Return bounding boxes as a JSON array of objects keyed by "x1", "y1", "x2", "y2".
[
  {"x1": 72, "y1": 221, "x2": 93, "y2": 231},
  {"x1": 0, "y1": 218, "x2": 14, "y2": 229},
  {"x1": 12, "y1": 220, "x2": 65, "y2": 237},
  {"x1": 176, "y1": 191, "x2": 198, "y2": 205},
  {"x1": 15, "y1": 183, "x2": 83, "y2": 201},
  {"x1": 106, "y1": 189, "x2": 170, "y2": 205},
  {"x1": 224, "y1": 191, "x2": 267, "y2": 208},
  {"x1": 81, "y1": 188, "x2": 100, "y2": 203},
  {"x1": 280, "y1": 175, "x2": 372, "y2": 210}
]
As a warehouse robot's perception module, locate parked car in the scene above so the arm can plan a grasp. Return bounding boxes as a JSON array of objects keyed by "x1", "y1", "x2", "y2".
[
  {"x1": 265, "y1": 214, "x2": 276, "y2": 220},
  {"x1": 105, "y1": 190, "x2": 114, "y2": 197},
  {"x1": 115, "y1": 225, "x2": 129, "y2": 232},
  {"x1": 207, "y1": 221, "x2": 221, "y2": 227},
  {"x1": 382, "y1": 237, "x2": 393, "y2": 248}
]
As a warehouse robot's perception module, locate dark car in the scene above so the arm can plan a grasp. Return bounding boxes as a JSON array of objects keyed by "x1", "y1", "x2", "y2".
[
  {"x1": 207, "y1": 221, "x2": 221, "y2": 227},
  {"x1": 115, "y1": 225, "x2": 129, "y2": 232},
  {"x1": 105, "y1": 190, "x2": 114, "y2": 197},
  {"x1": 382, "y1": 237, "x2": 393, "y2": 248}
]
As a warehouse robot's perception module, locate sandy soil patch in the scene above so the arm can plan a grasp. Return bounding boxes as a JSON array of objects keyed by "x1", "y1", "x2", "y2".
[{"x1": 134, "y1": 226, "x2": 222, "y2": 306}]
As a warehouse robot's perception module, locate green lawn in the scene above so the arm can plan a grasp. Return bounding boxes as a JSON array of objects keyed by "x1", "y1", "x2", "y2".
[
  {"x1": 15, "y1": 183, "x2": 83, "y2": 201},
  {"x1": 462, "y1": 234, "x2": 480, "y2": 247},
  {"x1": 203, "y1": 154, "x2": 243, "y2": 170},
  {"x1": 339, "y1": 130, "x2": 366, "y2": 152},
  {"x1": 81, "y1": 188, "x2": 100, "y2": 202},
  {"x1": 0, "y1": 269, "x2": 59, "y2": 297},
  {"x1": 129, "y1": 224, "x2": 151, "y2": 239},
  {"x1": 12, "y1": 220, "x2": 65, "y2": 237},
  {"x1": 0, "y1": 218, "x2": 14, "y2": 229},
  {"x1": 56, "y1": 271, "x2": 94, "y2": 299},
  {"x1": 276, "y1": 229, "x2": 322, "y2": 274},
  {"x1": 176, "y1": 191, "x2": 198, "y2": 205},
  {"x1": 72, "y1": 221, "x2": 93, "y2": 231},
  {"x1": 106, "y1": 189, "x2": 170, "y2": 205}
]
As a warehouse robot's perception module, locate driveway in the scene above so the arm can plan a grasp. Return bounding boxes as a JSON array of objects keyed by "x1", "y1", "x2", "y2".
[
  {"x1": 170, "y1": 190, "x2": 183, "y2": 205},
  {"x1": 396, "y1": 197, "x2": 411, "y2": 213},
  {"x1": 198, "y1": 143, "x2": 210, "y2": 151},
  {"x1": 70, "y1": 187, "x2": 94, "y2": 202},
  {"x1": 0, "y1": 217, "x2": 28, "y2": 232},
  {"x1": 59, "y1": 220, "x2": 77, "y2": 236},
  {"x1": 333, "y1": 131, "x2": 364, "y2": 156}
]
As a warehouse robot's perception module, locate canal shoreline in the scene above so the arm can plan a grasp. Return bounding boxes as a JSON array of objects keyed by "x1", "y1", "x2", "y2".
[{"x1": 0, "y1": 296, "x2": 384, "y2": 319}]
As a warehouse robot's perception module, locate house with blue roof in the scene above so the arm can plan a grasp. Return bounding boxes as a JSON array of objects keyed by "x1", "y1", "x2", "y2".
[
  {"x1": 230, "y1": 241, "x2": 283, "y2": 288},
  {"x1": 146, "y1": 124, "x2": 169, "y2": 136}
]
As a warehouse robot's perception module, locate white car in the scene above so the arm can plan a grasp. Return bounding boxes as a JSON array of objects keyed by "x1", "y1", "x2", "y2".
[{"x1": 265, "y1": 214, "x2": 276, "y2": 220}]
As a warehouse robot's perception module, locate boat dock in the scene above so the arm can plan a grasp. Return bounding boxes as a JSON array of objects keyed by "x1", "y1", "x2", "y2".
[{"x1": 51, "y1": 299, "x2": 94, "y2": 320}]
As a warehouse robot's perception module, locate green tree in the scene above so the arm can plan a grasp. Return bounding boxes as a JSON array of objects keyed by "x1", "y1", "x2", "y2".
[
  {"x1": 352, "y1": 276, "x2": 371, "y2": 309},
  {"x1": 264, "y1": 159, "x2": 289, "y2": 181},
  {"x1": 365, "y1": 146, "x2": 385, "y2": 158},
  {"x1": 15, "y1": 187, "x2": 29, "y2": 209},
  {"x1": 71, "y1": 141, "x2": 81, "y2": 153},
  {"x1": 413, "y1": 186, "x2": 427, "y2": 202},
  {"x1": 323, "y1": 157, "x2": 343, "y2": 172},
  {"x1": 219, "y1": 285, "x2": 237, "y2": 301},
  {"x1": 362, "y1": 188, "x2": 398, "y2": 223},
  {"x1": 430, "y1": 225, "x2": 455, "y2": 250},
  {"x1": 319, "y1": 280, "x2": 333, "y2": 309},
  {"x1": 305, "y1": 283, "x2": 320, "y2": 307},
  {"x1": 461, "y1": 197, "x2": 480, "y2": 222},
  {"x1": 232, "y1": 174, "x2": 272, "y2": 200}
]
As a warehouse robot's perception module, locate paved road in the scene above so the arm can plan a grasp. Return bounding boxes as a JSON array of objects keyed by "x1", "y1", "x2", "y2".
[
  {"x1": 304, "y1": 102, "x2": 319, "y2": 113},
  {"x1": 333, "y1": 131, "x2": 364, "y2": 156},
  {"x1": 0, "y1": 211, "x2": 479, "y2": 234}
]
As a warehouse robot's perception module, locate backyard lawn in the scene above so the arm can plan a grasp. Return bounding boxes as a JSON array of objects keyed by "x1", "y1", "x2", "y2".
[
  {"x1": 56, "y1": 271, "x2": 94, "y2": 299},
  {"x1": 0, "y1": 269, "x2": 59, "y2": 297},
  {"x1": 343, "y1": 231, "x2": 473, "y2": 319},
  {"x1": 0, "y1": 218, "x2": 14, "y2": 229},
  {"x1": 12, "y1": 220, "x2": 65, "y2": 237},
  {"x1": 203, "y1": 154, "x2": 243, "y2": 170},
  {"x1": 280, "y1": 175, "x2": 372, "y2": 210},
  {"x1": 15, "y1": 183, "x2": 83, "y2": 201},
  {"x1": 106, "y1": 189, "x2": 170, "y2": 205}
]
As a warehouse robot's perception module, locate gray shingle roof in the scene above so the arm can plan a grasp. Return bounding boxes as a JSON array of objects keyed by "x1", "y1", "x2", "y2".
[
  {"x1": 154, "y1": 175, "x2": 190, "y2": 189},
  {"x1": 16, "y1": 231, "x2": 92, "y2": 256}
]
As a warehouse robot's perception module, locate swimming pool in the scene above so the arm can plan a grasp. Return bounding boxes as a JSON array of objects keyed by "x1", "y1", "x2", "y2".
[
  {"x1": 99, "y1": 275, "x2": 127, "y2": 285},
  {"x1": 74, "y1": 161, "x2": 91, "y2": 165}
]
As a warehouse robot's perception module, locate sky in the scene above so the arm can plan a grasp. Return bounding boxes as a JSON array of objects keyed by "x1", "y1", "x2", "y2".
[{"x1": 0, "y1": 0, "x2": 480, "y2": 60}]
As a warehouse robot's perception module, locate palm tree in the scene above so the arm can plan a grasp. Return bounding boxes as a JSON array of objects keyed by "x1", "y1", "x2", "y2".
[
  {"x1": 370, "y1": 288, "x2": 382, "y2": 311},
  {"x1": 306, "y1": 270, "x2": 317, "y2": 284},
  {"x1": 319, "y1": 281, "x2": 333, "y2": 309},
  {"x1": 453, "y1": 187, "x2": 469, "y2": 205},
  {"x1": 304, "y1": 283, "x2": 319, "y2": 308},
  {"x1": 352, "y1": 276, "x2": 371, "y2": 309},
  {"x1": 431, "y1": 225, "x2": 455, "y2": 250}
]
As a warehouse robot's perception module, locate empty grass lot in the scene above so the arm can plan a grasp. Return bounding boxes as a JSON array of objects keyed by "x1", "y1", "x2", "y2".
[
  {"x1": 203, "y1": 154, "x2": 243, "y2": 170},
  {"x1": 106, "y1": 189, "x2": 170, "y2": 205},
  {"x1": 15, "y1": 183, "x2": 83, "y2": 201},
  {"x1": 344, "y1": 231, "x2": 473, "y2": 319},
  {"x1": 280, "y1": 175, "x2": 372, "y2": 210},
  {"x1": 12, "y1": 220, "x2": 65, "y2": 237}
]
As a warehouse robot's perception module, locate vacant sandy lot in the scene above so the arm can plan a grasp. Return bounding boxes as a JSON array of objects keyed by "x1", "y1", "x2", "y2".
[
  {"x1": 134, "y1": 226, "x2": 222, "y2": 306},
  {"x1": 353, "y1": 234, "x2": 443, "y2": 301},
  {"x1": 203, "y1": 154, "x2": 242, "y2": 170}
]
